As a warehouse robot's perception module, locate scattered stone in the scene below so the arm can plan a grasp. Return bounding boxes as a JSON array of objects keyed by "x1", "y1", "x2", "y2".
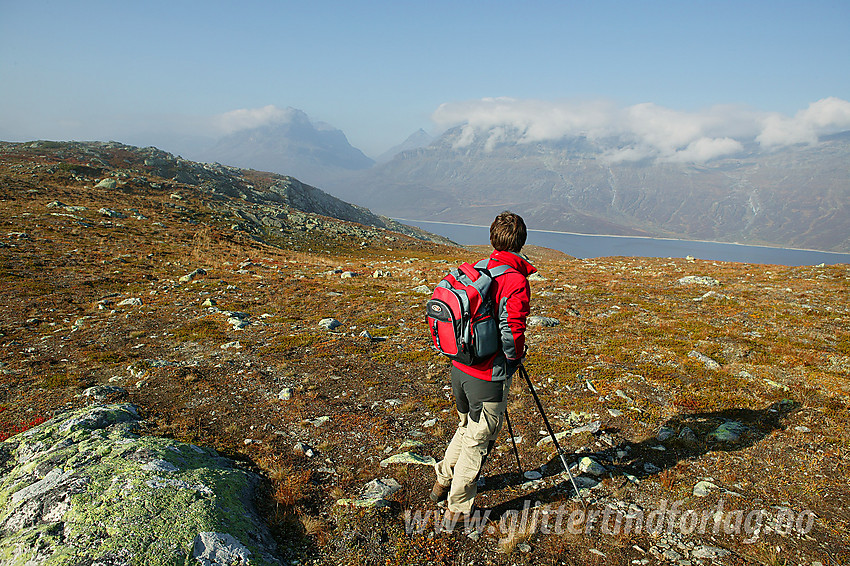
[
  {"x1": 278, "y1": 388, "x2": 293, "y2": 401},
  {"x1": 82, "y1": 385, "x2": 128, "y2": 400},
  {"x1": 588, "y1": 548, "x2": 605, "y2": 557},
  {"x1": 693, "y1": 480, "x2": 720, "y2": 497},
  {"x1": 677, "y1": 275, "x2": 719, "y2": 286},
  {"x1": 794, "y1": 426, "x2": 811, "y2": 433},
  {"x1": 117, "y1": 297, "x2": 142, "y2": 307},
  {"x1": 220, "y1": 341, "x2": 241, "y2": 350},
  {"x1": 379, "y1": 451, "x2": 436, "y2": 468},
  {"x1": 293, "y1": 442, "x2": 315, "y2": 458},
  {"x1": 615, "y1": 389, "x2": 634, "y2": 403},
  {"x1": 179, "y1": 268, "x2": 207, "y2": 282},
  {"x1": 359, "y1": 478, "x2": 402, "y2": 507},
  {"x1": 170, "y1": 193, "x2": 183, "y2": 200},
  {"x1": 623, "y1": 473, "x2": 640, "y2": 484},
  {"x1": 656, "y1": 427, "x2": 675, "y2": 442},
  {"x1": 643, "y1": 462, "x2": 661, "y2": 474},
  {"x1": 693, "y1": 290, "x2": 727, "y2": 301},
  {"x1": 691, "y1": 546, "x2": 731, "y2": 559},
  {"x1": 688, "y1": 350, "x2": 721, "y2": 370},
  {"x1": 319, "y1": 318, "x2": 341, "y2": 330},
  {"x1": 523, "y1": 470, "x2": 543, "y2": 480},
  {"x1": 570, "y1": 420, "x2": 601, "y2": 435},
  {"x1": 764, "y1": 378, "x2": 789, "y2": 391},
  {"x1": 95, "y1": 178, "x2": 117, "y2": 189},
  {"x1": 578, "y1": 457, "x2": 607, "y2": 477},
  {"x1": 607, "y1": 408, "x2": 623, "y2": 417},
  {"x1": 98, "y1": 207, "x2": 126, "y2": 218},
  {"x1": 340, "y1": 271, "x2": 357, "y2": 279},
  {"x1": 517, "y1": 543, "x2": 532, "y2": 553},
  {"x1": 536, "y1": 431, "x2": 569, "y2": 447},
  {"x1": 709, "y1": 421, "x2": 748, "y2": 443},
  {"x1": 527, "y1": 316, "x2": 560, "y2": 327},
  {"x1": 412, "y1": 285, "x2": 432, "y2": 294},
  {"x1": 305, "y1": 416, "x2": 330, "y2": 427},
  {"x1": 372, "y1": 270, "x2": 391, "y2": 278},
  {"x1": 202, "y1": 298, "x2": 217, "y2": 307},
  {"x1": 422, "y1": 418, "x2": 438, "y2": 428}
]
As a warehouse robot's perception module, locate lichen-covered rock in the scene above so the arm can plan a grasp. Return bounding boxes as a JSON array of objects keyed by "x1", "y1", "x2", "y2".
[
  {"x1": 708, "y1": 420, "x2": 748, "y2": 443},
  {"x1": 379, "y1": 451, "x2": 436, "y2": 468},
  {"x1": 677, "y1": 275, "x2": 720, "y2": 286},
  {"x1": 0, "y1": 404, "x2": 280, "y2": 565}
]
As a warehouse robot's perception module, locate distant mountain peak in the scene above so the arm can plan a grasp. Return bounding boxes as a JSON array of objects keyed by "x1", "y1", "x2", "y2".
[
  {"x1": 198, "y1": 108, "x2": 373, "y2": 186},
  {"x1": 376, "y1": 128, "x2": 434, "y2": 163}
]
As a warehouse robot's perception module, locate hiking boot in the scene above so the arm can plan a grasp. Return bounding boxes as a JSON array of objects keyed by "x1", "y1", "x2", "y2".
[
  {"x1": 443, "y1": 509, "x2": 469, "y2": 524},
  {"x1": 429, "y1": 481, "x2": 450, "y2": 503},
  {"x1": 442, "y1": 507, "x2": 486, "y2": 530}
]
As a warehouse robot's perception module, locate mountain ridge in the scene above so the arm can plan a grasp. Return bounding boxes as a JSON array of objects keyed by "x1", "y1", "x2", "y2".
[{"x1": 322, "y1": 126, "x2": 850, "y2": 252}]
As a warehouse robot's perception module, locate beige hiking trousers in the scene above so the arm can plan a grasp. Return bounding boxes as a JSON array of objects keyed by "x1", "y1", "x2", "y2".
[{"x1": 434, "y1": 376, "x2": 512, "y2": 513}]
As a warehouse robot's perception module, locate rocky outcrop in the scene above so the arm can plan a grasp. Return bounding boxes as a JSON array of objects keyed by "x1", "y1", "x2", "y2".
[{"x1": 0, "y1": 404, "x2": 279, "y2": 565}]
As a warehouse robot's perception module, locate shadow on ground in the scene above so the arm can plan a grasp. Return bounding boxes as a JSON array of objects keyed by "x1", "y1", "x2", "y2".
[{"x1": 481, "y1": 399, "x2": 800, "y2": 518}]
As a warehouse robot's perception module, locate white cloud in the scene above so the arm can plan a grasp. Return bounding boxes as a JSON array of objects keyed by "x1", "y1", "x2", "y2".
[
  {"x1": 212, "y1": 105, "x2": 300, "y2": 135},
  {"x1": 432, "y1": 97, "x2": 850, "y2": 162},
  {"x1": 663, "y1": 137, "x2": 744, "y2": 163},
  {"x1": 757, "y1": 97, "x2": 850, "y2": 147}
]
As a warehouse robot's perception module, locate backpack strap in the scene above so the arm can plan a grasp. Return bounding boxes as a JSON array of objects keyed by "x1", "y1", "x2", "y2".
[{"x1": 474, "y1": 259, "x2": 515, "y2": 279}]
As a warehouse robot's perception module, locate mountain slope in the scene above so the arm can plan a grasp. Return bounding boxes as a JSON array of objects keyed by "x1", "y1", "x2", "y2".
[
  {"x1": 323, "y1": 127, "x2": 850, "y2": 252},
  {"x1": 0, "y1": 140, "x2": 452, "y2": 251}
]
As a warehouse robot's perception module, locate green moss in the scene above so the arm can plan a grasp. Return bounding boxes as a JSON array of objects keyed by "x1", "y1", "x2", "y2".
[{"x1": 0, "y1": 404, "x2": 277, "y2": 566}]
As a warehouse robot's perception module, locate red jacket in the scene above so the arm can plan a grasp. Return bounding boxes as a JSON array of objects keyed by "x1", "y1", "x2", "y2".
[{"x1": 453, "y1": 250, "x2": 536, "y2": 381}]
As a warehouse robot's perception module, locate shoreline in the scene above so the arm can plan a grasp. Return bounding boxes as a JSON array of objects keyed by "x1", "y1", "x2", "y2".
[{"x1": 394, "y1": 217, "x2": 850, "y2": 259}]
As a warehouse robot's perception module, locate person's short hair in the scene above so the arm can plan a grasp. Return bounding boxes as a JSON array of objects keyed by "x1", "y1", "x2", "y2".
[{"x1": 490, "y1": 211, "x2": 527, "y2": 252}]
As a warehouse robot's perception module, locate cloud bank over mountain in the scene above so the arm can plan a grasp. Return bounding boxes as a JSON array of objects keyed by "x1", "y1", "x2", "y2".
[
  {"x1": 431, "y1": 97, "x2": 850, "y2": 163},
  {"x1": 211, "y1": 105, "x2": 339, "y2": 136}
]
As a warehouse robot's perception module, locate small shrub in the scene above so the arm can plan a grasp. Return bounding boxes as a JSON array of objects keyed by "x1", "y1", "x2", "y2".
[{"x1": 173, "y1": 318, "x2": 227, "y2": 342}]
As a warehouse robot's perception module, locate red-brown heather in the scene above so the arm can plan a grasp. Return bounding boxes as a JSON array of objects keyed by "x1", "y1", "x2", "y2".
[{"x1": 1, "y1": 141, "x2": 848, "y2": 564}]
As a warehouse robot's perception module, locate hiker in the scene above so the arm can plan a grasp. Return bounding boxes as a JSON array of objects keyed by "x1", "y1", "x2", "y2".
[{"x1": 430, "y1": 211, "x2": 536, "y2": 520}]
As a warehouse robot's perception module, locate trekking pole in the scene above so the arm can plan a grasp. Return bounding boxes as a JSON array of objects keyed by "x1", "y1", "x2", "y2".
[
  {"x1": 503, "y1": 407, "x2": 523, "y2": 476},
  {"x1": 518, "y1": 364, "x2": 587, "y2": 509}
]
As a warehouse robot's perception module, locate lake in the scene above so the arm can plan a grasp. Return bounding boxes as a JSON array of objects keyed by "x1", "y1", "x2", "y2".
[{"x1": 398, "y1": 219, "x2": 850, "y2": 266}]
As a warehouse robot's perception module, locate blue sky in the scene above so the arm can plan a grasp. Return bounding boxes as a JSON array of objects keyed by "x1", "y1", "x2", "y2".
[{"x1": 1, "y1": 0, "x2": 849, "y2": 157}]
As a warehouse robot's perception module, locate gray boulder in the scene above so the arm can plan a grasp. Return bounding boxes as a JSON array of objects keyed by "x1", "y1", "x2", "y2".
[
  {"x1": 0, "y1": 404, "x2": 280, "y2": 565},
  {"x1": 527, "y1": 316, "x2": 560, "y2": 327},
  {"x1": 94, "y1": 178, "x2": 117, "y2": 189},
  {"x1": 319, "y1": 318, "x2": 341, "y2": 330}
]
